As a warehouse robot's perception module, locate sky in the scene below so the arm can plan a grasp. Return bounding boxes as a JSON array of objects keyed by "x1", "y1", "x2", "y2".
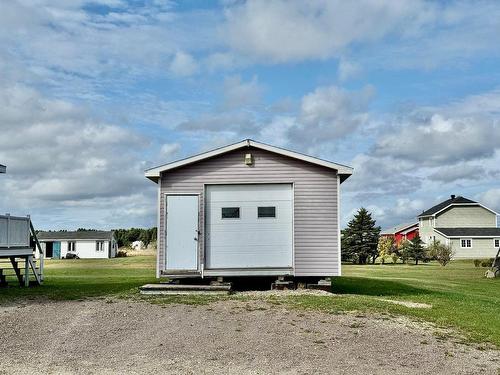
[{"x1": 1, "y1": 0, "x2": 500, "y2": 231}]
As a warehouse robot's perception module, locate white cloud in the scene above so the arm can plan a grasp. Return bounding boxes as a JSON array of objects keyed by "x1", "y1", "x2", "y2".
[
  {"x1": 0, "y1": 84, "x2": 154, "y2": 228},
  {"x1": 168, "y1": 51, "x2": 199, "y2": 77},
  {"x1": 0, "y1": 1, "x2": 216, "y2": 99},
  {"x1": 476, "y1": 189, "x2": 500, "y2": 214},
  {"x1": 287, "y1": 85, "x2": 374, "y2": 146},
  {"x1": 358, "y1": 1, "x2": 500, "y2": 70},
  {"x1": 344, "y1": 154, "x2": 421, "y2": 197},
  {"x1": 220, "y1": 0, "x2": 500, "y2": 72},
  {"x1": 259, "y1": 116, "x2": 296, "y2": 147},
  {"x1": 372, "y1": 114, "x2": 500, "y2": 166},
  {"x1": 338, "y1": 58, "x2": 362, "y2": 82},
  {"x1": 439, "y1": 89, "x2": 500, "y2": 116},
  {"x1": 428, "y1": 165, "x2": 489, "y2": 183},
  {"x1": 159, "y1": 143, "x2": 181, "y2": 160},
  {"x1": 222, "y1": 75, "x2": 262, "y2": 110},
  {"x1": 222, "y1": 0, "x2": 435, "y2": 63},
  {"x1": 205, "y1": 52, "x2": 240, "y2": 72},
  {"x1": 177, "y1": 111, "x2": 259, "y2": 134}
]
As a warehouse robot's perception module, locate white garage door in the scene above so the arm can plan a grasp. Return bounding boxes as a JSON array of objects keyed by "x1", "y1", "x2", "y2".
[{"x1": 205, "y1": 184, "x2": 293, "y2": 269}]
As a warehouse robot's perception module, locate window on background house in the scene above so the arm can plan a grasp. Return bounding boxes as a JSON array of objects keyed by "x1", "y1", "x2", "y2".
[
  {"x1": 96, "y1": 241, "x2": 104, "y2": 252},
  {"x1": 495, "y1": 239, "x2": 500, "y2": 248},
  {"x1": 461, "y1": 239, "x2": 472, "y2": 248},
  {"x1": 68, "y1": 241, "x2": 76, "y2": 252}
]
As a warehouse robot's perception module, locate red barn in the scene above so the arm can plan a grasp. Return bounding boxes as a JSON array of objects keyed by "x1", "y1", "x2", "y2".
[{"x1": 381, "y1": 222, "x2": 419, "y2": 245}]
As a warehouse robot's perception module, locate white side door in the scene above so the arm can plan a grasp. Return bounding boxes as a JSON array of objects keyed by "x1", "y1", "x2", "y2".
[{"x1": 165, "y1": 195, "x2": 199, "y2": 270}]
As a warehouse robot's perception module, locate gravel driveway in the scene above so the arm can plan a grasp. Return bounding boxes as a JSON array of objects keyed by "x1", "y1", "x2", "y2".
[{"x1": 0, "y1": 298, "x2": 498, "y2": 374}]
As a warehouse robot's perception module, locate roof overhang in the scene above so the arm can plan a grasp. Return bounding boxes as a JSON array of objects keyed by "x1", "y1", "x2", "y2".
[
  {"x1": 401, "y1": 226, "x2": 419, "y2": 235},
  {"x1": 434, "y1": 228, "x2": 500, "y2": 238},
  {"x1": 145, "y1": 139, "x2": 353, "y2": 184},
  {"x1": 380, "y1": 222, "x2": 418, "y2": 235},
  {"x1": 418, "y1": 203, "x2": 499, "y2": 218}
]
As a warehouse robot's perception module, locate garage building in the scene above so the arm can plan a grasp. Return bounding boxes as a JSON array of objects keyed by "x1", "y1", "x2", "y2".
[
  {"x1": 145, "y1": 139, "x2": 353, "y2": 279},
  {"x1": 37, "y1": 231, "x2": 118, "y2": 259}
]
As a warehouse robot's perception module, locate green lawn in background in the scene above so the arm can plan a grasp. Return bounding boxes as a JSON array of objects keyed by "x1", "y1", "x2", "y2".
[
  {"x1": 0, "y1": 255, "x2": 157, "y2": 301},
  {"x1": 0, "y1": 256, "x2": 498, "y2": 347}
]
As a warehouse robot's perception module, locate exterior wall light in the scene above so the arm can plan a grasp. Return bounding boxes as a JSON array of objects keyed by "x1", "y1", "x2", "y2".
[{"x1": 244, "y1": 153, "x2": 253, "y2": 165}]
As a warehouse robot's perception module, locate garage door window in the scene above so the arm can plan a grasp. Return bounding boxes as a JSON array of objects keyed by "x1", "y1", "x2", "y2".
[
  {"x1": 258, "y1": 206, "x2": 276, "y2": 218},
  {"x1": 221, "y1": 207, "x2": 240, "y2": 219}
]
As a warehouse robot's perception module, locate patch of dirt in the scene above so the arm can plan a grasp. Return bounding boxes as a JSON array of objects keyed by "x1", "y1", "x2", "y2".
[
  {"x1": 378, "y1": 298, "x2": 433, "y2": 309},
  {"x1": 0, "y1": 298, "x2": 498, "y2": 374}
]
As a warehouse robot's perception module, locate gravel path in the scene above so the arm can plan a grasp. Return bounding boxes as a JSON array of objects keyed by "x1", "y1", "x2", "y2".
[{"x1": 0, "y1": 298, "x2": 498, "y2": 374}]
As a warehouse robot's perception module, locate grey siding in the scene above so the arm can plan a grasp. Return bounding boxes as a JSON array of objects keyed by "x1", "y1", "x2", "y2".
[
  {"x1": 419, "y1": 217, "x2": 435, "y2": 244},
  {"x1": 451, "y1": 238, "x2": 499, "y2": 259},
  {"x1": 436, "y1": 206, "x2": 496, "y2": 227},
  {"x1": 159, "y1": 147, "x2": 339, "y2": 277}
]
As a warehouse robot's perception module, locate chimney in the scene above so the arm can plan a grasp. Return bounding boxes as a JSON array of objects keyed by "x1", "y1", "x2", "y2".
[{"x1": 451, "y1": 194, "x2": 456, "y2": 200}]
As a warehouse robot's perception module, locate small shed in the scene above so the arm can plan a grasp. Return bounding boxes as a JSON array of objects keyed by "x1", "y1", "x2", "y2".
[
  {"x1": 37, "y1": 231, "x2": 117, "y2": 259},
  {"x1": 145, "y1": 139, "x2": 353, "y2": 279}
]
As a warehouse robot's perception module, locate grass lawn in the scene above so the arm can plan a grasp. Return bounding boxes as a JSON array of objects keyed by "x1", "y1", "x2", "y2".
[
  {"x1": 0, "y1": 256, "x2": 498, "y2": 347},
  {"x1": 0, "y1": 256, "x2": 157, "y2": 301}
]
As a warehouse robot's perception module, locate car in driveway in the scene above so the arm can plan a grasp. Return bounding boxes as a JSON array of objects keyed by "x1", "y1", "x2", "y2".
[{"x1": 63, "y1": 251, "x2": 79, "y2": 259}]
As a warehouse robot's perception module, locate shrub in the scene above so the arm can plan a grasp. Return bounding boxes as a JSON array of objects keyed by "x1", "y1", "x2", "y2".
[
  {"x1": 427, "y1": 242, "x2": 454, "y2": 266},
  {"x1": 378, "y1": 236, "x2": 395, "y2": 265},
  {"x1": 116, "y1": 250, "x2": 128, "y2": 257},
  {"x1": 473, "y1": 259, "x2": 481, "y2": 267},
  {"x1": 481, "y1": 259, "x2": 492, "y2": 267}
]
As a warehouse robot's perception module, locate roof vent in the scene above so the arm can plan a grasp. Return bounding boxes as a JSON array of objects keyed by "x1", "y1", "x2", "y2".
[{"x1": 450, "y1": 194, "x2": 456, "y2": 200}]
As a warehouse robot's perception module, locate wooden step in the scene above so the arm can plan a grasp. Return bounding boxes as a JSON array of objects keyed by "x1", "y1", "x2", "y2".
[{"x1": 140, "y1": 283, "x2": 232, "y2": 295}]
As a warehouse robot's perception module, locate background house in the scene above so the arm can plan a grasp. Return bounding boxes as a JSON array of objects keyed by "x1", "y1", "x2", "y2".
[
  {"x1": 0, "y1": 164, "x2": 5, "y2": 173},
  {"x1": 37, "y1": 231, "x2": 117, "y2": 259},
  {"x1": 145, "y1": 139, "x2": 353, "y2": 279},
  {"x1": 380, "y1": 222, "x2": 419, "y2": 245},
  {"x1": 419, "y1": 195, "x2": 500, "y2": 258}
]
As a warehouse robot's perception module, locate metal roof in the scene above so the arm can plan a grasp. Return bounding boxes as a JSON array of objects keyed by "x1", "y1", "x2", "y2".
[
  {"x1": 418, "y1": 196, "x2": 477, "y2": 217},
  {"x1": 145, "y1": 139, "x2": 353, "y2": 183},
  {"x1": 435, "y1": 227, "x2": 500, "y2": 237},
  {"x1": 381, "y1": 222, "x2": 418, "y2": 235},
  {"x1": 37, "y1": 231, "x2": 114, "y2": 241}
]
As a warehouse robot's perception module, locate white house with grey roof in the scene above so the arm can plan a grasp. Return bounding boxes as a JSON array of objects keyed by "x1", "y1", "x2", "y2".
[
  {"x1": 37, "y1": 231, "x2": 117, "y2": 259},
  {"x1": 145, "y1": 139, "x2": 353, "y2": 280},
  {"x1": 419, "y1": 195, "x2": 500, "y2": 258}
]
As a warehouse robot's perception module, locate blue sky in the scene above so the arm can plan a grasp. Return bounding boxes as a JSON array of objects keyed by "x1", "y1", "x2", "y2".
[{"x1": 1, "y1": 0, "x2": 500, "y2": 230}]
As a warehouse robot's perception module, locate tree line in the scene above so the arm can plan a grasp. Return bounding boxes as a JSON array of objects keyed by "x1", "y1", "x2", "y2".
[
  {"x1": 113, "y1": 228, "x2": 157, "y2": 248},
  {"x1": 342, "y1": 208, "x2": 453, "y2": 266},
  {"x1": 74, "y1": 227, "x2": 157, "y2": 248}
]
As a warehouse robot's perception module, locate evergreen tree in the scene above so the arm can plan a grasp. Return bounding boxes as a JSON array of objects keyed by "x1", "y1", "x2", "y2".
[
  {"x1": 407, "y1": 234, "x2": 426, "y2": 265},
  {"x1": 399, "y1": 240, "x2": 411, "y2": 264},
  {"x1": 342, "y1": 208, "x2": 381, "y2": 264}
]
